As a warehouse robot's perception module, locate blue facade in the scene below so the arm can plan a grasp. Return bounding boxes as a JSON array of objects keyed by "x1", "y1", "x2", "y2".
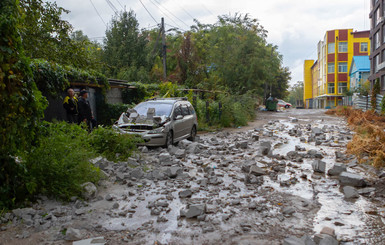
[{"x1": 349, "y1": 56, "x2": 370, "y2": 91}]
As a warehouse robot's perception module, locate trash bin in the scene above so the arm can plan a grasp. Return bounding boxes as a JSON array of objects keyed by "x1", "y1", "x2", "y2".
[{"x1": 266, "y1": 97, "x2": 277, "y2": 111}]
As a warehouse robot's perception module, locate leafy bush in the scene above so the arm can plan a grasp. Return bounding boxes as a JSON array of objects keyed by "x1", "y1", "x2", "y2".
[
  {"x1": 21, "y1": 122, "x2": 101, "y2": 200},
  {"x1": 381, "y1": 95, "x2": 385, "y2": 115},
  {"x1": 89, "y1": 126, "x2": 142, "y2": 162}
]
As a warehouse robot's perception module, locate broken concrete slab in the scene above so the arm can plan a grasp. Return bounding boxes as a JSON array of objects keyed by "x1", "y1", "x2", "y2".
[
  {"x1": 249, "y1": 165, "x2": 267, "y2": 176},
  {"x1": 343, "y1": 186, "x2": 359, "y2": 199},
  {"x1": 327, "y1": 163, "x2": 347, "y2": 176},
  {"x1": 185, "y1": 204, "x2": 206, "y2": 218},
  {"x1": 73, "y1": 237, "x2": 106, "y2": 245},
  {"x1": 339, "y1": 172, "x2": 366, "y2": 187},
  {"x1": 312, "y1": 160, "x2": 326, "y2": 174},
  {"x1": 81, "y1": 182, "x2": 97, "y2": 201}
]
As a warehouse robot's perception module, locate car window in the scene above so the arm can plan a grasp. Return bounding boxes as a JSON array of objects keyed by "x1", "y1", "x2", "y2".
[
  {"x1": 188, "y1": 104, "x2": 195, "y2": 114},
  {"x1": 173, "y1": 105, "x2": 183, "y2": 118},
  {"x1": 134, "y1": 102, "x2": 174, "y2": 117},
  {"x1": 181, "y1": 104, "x2": 190, "y2": 116}
]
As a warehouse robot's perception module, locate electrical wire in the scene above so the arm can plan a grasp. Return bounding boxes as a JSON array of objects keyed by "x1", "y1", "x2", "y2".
[
  {"x1": 89, "y1": 0, "x2": 107, "y2": 27},
  {"x1": 114, "y1": 0, "x2": 125, "y2": 10},
  {"x1": 139, "y1": 0, "x2": 159, "y2": 24},
  {"x1": 105, "y1": 0, "x2": 118, "y2": 14},
  {"x1": 147, "y1": 0, "x2": 182, "y2": 29},
  {"x1": 152, "y1": 0, "x2": 190, "y2": 28}
]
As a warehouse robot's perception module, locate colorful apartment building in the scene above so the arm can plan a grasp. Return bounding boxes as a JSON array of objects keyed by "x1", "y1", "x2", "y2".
[{"x1": 303, "y1": 29, "x2": 370, "y2": 108}]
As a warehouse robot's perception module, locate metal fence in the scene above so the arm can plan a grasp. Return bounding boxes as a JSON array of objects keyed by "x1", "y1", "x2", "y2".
[{"x1": 345, "y1": 94, "x2": 384, "y2": 113}]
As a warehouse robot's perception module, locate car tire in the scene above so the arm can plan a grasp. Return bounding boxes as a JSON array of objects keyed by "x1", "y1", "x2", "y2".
[
  {"x1": 285, "y1": 105, "x2": 289, "y2": 108},
  {"x1": 165, "y1": 131, "x2": 173, "y2": 147},
  {"x1": 188, "y1": 125, "x2": 197, "y2": 141}
]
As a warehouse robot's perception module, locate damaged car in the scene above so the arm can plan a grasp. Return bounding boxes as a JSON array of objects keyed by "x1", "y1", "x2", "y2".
[{"x1": 113, "y1": 98, "x2": 198, "y2": 147}]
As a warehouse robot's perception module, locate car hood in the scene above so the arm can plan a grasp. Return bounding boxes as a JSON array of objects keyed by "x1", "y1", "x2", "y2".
[{"x1": 115, "y1": 112, "x2": 169, "y2": 128}]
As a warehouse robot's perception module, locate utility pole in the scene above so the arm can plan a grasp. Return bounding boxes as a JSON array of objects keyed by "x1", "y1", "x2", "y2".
[{"x1": 161, "y1": 17, "x2": 167, "y2": 80}]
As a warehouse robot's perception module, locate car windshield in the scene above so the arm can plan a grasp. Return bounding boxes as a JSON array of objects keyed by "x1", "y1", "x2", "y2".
[{"x1": 134, "y1": 102, "x2": 174, "y2": 117}]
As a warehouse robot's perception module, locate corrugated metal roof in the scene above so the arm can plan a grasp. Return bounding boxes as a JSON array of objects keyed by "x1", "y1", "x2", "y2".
[{"x1": 352, "y1": 56, "x2": 370, "y2": 72}]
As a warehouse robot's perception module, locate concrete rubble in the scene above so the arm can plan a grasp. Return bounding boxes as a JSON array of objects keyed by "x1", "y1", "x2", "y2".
[{"x1": 1, "y1": 110, "x2": 384, "y2": 244}]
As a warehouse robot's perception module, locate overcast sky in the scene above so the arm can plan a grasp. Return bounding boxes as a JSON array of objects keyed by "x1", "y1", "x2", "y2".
[{"x1": 52, "y1": 0, "x2": 369, "y2": 86}]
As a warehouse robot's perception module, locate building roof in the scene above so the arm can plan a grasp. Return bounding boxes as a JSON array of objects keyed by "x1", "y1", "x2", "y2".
[{"x1": 350, "y1": 56, "x2": 370, "y2": 75}]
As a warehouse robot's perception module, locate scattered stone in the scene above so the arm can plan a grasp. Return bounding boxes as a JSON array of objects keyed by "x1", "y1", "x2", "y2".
[
  {"x1": 282, "y1": 206, "x2": 295, "y2": 216},
  {"x1": 64, "y1": 228, "x2": 83, "y2": 241},
  {"x1": 339, "y1": 172, "x2": 366, "y2": 187},
  {"x1": 236, "y1": 141, "x2": 248, "y2": 149},
  {"x1": 73, "y1": 237, "x2": 106, "y2": 245},
  {"x1": 283, "y1": 236, "x2": 305, "y2": 245},
  {"x1": 320, "y1": 226, "x2": 335, "y2": 237},
  {"x1": 81, "y1": 182, "x2": 97, "y2": 200},
  {"x1": 260, "y1": 141, "x2": 272, "y2": 155},
  {"x1": 175, "y1": 149, "x2": 186, "y2": 159},
  {"x1": 249, "y1": 165, "x2": 267, "y2": 176},
  {"x1": 130, "y1": 168, "x2": 144, "y2": 179},
  {"x1": 105, "y1": 194, "x2": 115, "y2": 201},
  {"x1": 185, "y1": 204, "x2": 206, "y2": 218},
  {"x1": 357, "y1": 187, "x2": 376, "y2": 195},
  {"x1": 327, "y1": 163, "x2": 347, "y2": 176},
  {"x1": 312, "y1": 160, "x2": 326, "y2": 173},
  {"x1": 159, "y1": 152, "x2": 173, "y2": 166},
  {"x1": 343, "y1": 186, "x2": 359, "y2": 199},
  {"x1": 179, "y1": 190, "x2": 193, "y2": 198}
]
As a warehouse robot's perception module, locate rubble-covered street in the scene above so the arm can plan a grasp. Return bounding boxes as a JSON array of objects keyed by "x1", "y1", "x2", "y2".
[{"x1": 1, "y1": 109, "x2": 385, "y2": 245}]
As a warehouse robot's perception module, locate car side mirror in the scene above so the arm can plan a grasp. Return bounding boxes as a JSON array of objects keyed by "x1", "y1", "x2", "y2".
[{"x1": 175, "y1": 115, "x2": 183, "y2": 120}]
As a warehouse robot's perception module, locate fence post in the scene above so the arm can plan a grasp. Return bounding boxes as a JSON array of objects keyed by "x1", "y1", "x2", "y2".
[{"x1": 206, "y1": 101, "x2": 209, "y2": 123}]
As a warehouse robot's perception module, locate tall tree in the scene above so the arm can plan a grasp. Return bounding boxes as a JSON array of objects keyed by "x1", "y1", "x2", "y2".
[
  {"x1": 19, "y1": 0, "x2": 94, "y2": 68},
  {"x1": 103, "y1": 10, "x2": 149, "y2": 77},
  {"x1": 0, "y1": 0, "x2": 47, "y2": 207}
]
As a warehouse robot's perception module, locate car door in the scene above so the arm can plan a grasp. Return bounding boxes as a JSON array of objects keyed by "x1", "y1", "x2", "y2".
[
  {"x1": 180, "y1": 103, "x2": 193, "y2": 138},
  {"x1": 172, "y1": 104, "x2": 184, "y2": 141}
]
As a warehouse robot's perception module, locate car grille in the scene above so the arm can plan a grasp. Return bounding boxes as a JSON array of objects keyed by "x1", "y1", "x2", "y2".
[{"x1": 119, "y1": 124, "x2": 154, "y2": 132}]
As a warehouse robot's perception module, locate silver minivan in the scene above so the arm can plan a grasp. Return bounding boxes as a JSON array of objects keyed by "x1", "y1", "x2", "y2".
[{"x1": 114, "y1": 98, "x2": 198, "y2": 147}]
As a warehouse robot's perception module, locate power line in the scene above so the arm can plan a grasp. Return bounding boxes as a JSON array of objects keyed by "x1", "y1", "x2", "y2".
[
  {"x1": 171, "y1": 0, "x2": 195, "y2": 20},
  {"x1": 152, "y1": 0, "x2": 190, "y2": 28},
  {"x1": 105, "y1": 0, "x2": 118, "y2": 14},
  {"x1": 138, "y1": 0, "x2": 159, "y2": 24},
  {"x1": 90, "y1": 0, "x2": 107, "y2": 27},
  {"x1": 147, "y1": 0, "x2": 182, "y2": 29},
  {"x1": 114, "y1": 0, "x2": 124, "y2": 10}
]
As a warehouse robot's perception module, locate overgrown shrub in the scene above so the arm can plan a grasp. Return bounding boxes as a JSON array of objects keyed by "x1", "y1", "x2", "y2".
[
  {"x1": 89, "y1": 126, "x2": 142, "y2": 162},
  {"x1": 20, "y1": 122, "x2": 101, "y2": 200},
  {"x1": 327, "y1": 106, "x2": 385, "y2": 167}
]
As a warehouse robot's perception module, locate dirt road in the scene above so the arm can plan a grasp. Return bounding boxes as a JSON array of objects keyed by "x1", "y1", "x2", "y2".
[{"x1": 1, "y1": 109, "x2": 385, "y2": 245}]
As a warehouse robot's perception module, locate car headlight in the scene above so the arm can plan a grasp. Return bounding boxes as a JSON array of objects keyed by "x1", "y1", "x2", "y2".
[{"x1": 148, "y1": 127, "x2": 165, "y2": 134}]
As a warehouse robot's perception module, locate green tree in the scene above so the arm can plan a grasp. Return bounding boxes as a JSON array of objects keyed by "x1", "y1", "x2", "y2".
[
  {"x1": 0, "y1": 0, "x2": 47, "y2": 207},
  {"x1": 103, "y1": 10, "x2": 149, "y2": 78},
  {"x1": 286, "y1": 81, "x2": 304, "y2": 106},
  {"x1": 19, "y1": 0, "x2": 95, "y2": 69}
]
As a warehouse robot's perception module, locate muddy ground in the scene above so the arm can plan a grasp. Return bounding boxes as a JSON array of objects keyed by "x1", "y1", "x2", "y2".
[{"x1": 1, "y1": 109, "x2": 385, "y2": 245}]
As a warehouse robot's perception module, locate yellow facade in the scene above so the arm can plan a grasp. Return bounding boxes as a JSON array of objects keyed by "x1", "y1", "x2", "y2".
[
  {"x1": 303, "y1": 29, "x2": 370, "y2": 108},
  {"x1": 303, "y1": 60, "x2": 314, "y2": 108}
]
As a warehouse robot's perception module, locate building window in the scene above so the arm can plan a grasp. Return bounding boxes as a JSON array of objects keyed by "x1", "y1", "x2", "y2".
[
  {"x1": 361, "y1": 42, "x2": 368, "y2": 52},
  {"x1": 338, "y1": 62, "x2": 348, "y2": 73},
  {"x1": 338, "y1": 42, "x2": 348, "y2": 52},
  {"x1": 328, "y1": 43, "x2": 335, "y2": 54},
  {"x1": 328, "y1": 63, "x2": 335, "y2": 73},
  {"x1": 375, "y1": 8, "x2": 381, "y2": 26},
  {"x1": 328, "y1": 83, "x2": 335, "y2": 94},
  {"x1": 374, "y1": 31, "x2": 380, "y2": 50},
  {"x1": 375, "y1": 55, "x2": 380, "y2": 72},
  {"x1": 338, "y1": 82, "x2": 347, "y2": 94},
  {"x1": 382, "y1": 75, "x2": 385, "y2": 90}
]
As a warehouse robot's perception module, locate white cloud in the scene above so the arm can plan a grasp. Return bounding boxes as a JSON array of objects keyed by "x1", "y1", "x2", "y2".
[{"x1": 52, "y1": 0, "x2": 369, "y2": 86}]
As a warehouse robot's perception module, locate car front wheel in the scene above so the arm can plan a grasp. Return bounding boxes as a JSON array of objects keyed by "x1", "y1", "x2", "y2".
[
  {"x1": 188, "y1": 125, "x2": 197, "y2": 141},
  {"x1": 285, "y1": 105, "x2": 290, "y2": 108}
]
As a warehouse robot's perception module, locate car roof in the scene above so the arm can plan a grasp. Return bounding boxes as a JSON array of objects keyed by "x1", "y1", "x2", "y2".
[{"x1": 144, "y1": 97, "x2": 190, "y2": 104}]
